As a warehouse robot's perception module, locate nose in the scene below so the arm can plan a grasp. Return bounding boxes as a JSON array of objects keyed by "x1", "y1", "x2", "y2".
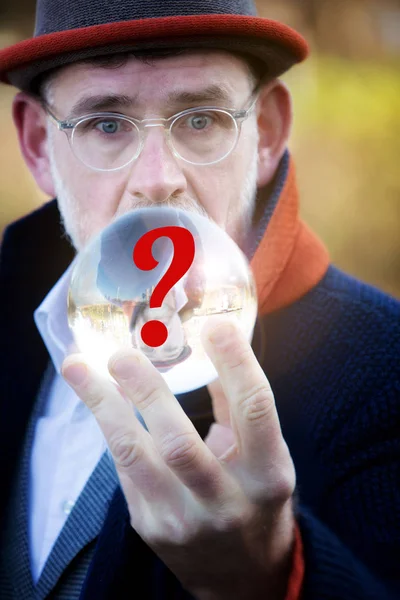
[{"x1": 126, "y1": 125, "x2": 187, "y2": 203}]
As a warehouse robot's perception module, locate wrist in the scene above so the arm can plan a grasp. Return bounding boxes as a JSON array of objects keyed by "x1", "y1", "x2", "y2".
[{"x1": 192, "y1": 500, "x2": 296, "y2": 600}]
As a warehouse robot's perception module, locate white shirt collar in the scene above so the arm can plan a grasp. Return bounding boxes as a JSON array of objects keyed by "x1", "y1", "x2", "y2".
[{"x1": 34, "y1": 261, "x2": 77, "y2": 374}]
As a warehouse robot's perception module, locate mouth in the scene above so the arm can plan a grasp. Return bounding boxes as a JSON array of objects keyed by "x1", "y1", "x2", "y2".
[{"x1": 115, "y1": 198, "x2": 209, "y2": 219}]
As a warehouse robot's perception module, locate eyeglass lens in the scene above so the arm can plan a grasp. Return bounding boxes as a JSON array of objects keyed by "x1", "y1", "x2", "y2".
[{"x1": 71, "y1": 109, "x2": 239, "y2": 170}]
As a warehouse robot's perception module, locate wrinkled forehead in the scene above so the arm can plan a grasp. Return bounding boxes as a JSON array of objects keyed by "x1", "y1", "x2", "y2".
[{"x1": 47, "y1": 50, "x2": 254, "y2": 114}]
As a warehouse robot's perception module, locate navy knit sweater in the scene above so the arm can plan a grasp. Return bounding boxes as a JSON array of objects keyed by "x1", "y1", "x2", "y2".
[{"x1": 0, "y1": 199, "x2": 399, "y2": 600}]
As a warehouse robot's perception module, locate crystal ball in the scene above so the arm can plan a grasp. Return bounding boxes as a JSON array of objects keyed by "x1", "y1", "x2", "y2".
[{"x1": 68, "y1": 207, "x2": 257, "y2": 394}]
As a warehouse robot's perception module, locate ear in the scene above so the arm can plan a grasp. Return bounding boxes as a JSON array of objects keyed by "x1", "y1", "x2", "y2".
[
  {"x1": 12, "y1": 92, "x2": 56, "y2": 197},
  {"x1": 255, "y1": 79, "x2": 293, "y2": 188}
]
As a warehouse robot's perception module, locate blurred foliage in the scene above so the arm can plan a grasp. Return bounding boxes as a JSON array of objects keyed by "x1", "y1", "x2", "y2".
[
  {"x1": 292, "y1": 59, "x2": 400, "y2": 138},
  {"x1": 0, "y1": 51, "x2": 399, "y2": 297},
  {"x1": 285, "y1": 56, "x2": 400, "y2": 297}
]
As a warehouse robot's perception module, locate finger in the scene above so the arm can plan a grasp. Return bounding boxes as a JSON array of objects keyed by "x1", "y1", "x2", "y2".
[
  {"x1": 204, "y1": 423, "x2": 236, "y2": 461},
  {"x1": 202, "y1": 319, "x2": 291, "y2": 477},
  {"x1": 108, "y1": 349, "x2": 234, "y2": 502},
  {"x1": 207, "y1": 379, "x2": 231, "y2": 427},
  {"x1": 61, "y1": 354, "x2": 176, "y2": 507}
]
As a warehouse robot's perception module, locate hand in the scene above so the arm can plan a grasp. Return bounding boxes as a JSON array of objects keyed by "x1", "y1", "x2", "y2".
[{"x1": 62, "y1": 319, "x2": 296, "y2": 600}]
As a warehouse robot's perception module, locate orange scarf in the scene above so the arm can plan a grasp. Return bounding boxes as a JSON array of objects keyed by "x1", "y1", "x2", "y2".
[{"x1": 251, "y1": 156, "x2": 330, "y2": 315}]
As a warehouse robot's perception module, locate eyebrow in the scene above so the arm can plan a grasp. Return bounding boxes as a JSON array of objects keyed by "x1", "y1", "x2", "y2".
[
  {"x1": 68, "y1": 85, "x2": 234, "y2": 118},
  {"x1": 68, "y1": 94, "x2": 134, "y2": 118},
  {"x1": 166, "y1": 85, "x2": 233, "y2": 107}
]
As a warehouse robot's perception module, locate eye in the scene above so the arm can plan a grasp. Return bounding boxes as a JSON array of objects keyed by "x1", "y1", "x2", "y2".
[
  {"x1": 187, "y1": 114, "x2": 212, "y2": 130},
  {"x1": 95, "y1": 119, "x2": 120, "y2": 134}
]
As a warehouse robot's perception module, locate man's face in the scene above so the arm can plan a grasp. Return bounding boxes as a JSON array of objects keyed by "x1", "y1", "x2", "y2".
[{"x1": 45, "y1": 51, "x2": 260, "y2": 250}]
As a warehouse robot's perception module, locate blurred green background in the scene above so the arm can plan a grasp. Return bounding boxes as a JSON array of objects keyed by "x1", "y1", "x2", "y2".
[{"x1": 1, "y1": 0, "x2": 399, "y2": 297}]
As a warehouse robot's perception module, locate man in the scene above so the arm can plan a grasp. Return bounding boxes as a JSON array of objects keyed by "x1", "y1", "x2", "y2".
[{"x1": 0, "y1": 1, "x2": 399, "y2": 599}]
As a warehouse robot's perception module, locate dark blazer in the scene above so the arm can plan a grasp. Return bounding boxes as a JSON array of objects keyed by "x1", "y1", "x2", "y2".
[{"x1": 1, "y1": 200, "x2": 399, "y2": 599}]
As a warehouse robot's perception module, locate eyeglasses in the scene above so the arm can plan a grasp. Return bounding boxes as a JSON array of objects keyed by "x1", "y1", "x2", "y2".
[{"x1": 43, "y1": 94, "x2": 258, "y2": 171}]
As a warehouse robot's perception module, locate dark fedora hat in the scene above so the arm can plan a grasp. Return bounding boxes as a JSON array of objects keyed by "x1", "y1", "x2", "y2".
[{"x1": 0, "y1": 0, "x2": 309, "y2": 92}]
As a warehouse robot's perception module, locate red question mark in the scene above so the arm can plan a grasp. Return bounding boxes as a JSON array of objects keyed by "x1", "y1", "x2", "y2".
[{"x1": 133, "y1": 226, "x2": 195, "y2": 347}]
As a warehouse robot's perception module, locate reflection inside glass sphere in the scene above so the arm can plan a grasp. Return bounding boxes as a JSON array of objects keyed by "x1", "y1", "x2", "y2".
[{"x1": 68, "y1": 207, "x2": 257, "y2": 394}]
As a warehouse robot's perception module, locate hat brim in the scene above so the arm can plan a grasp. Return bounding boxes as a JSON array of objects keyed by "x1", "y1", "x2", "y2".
[{"x1": 0, "y1": 15, "x2": 309, "y2": 91}]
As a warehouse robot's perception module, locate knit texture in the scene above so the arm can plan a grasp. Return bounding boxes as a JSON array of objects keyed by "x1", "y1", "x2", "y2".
[
  {"x1": 36, "y1": 449, "x2": 118, "y2": 598},
  {"x1": 0, "y1": 362, "x2": 119, "y2": 599},
  {"x1": 1, "y1": 15, "x2": 308, "y2": 92},
  {"x1": 0, "y1": 365, "x2": 55, "y2": 599},
  {"x1": 35, "y1": 0, "x2": 258, "y2": 34},
  {"x1": 262, "y1": 265, "x2": 400, "y2": 598},
  {"x1": 0, "y1": 0, "x2": 309, "y2": 91}
]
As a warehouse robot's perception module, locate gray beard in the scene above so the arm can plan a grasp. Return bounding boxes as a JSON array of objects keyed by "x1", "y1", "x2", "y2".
[{"x1": 48, "y1": 131, "x2": 259, "y2": 252}]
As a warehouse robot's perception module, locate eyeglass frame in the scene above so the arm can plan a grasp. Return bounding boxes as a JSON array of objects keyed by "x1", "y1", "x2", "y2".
[{"x1": 42, "y1": 87, "x2": 260, "y2": 171}]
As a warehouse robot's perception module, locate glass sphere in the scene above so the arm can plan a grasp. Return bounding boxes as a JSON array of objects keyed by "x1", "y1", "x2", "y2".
[{"x1": 68, "y1": 207, "x2": 257, "y2": 394}]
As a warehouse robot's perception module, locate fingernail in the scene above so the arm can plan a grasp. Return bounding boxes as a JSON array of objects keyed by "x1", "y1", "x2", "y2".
[
  {"x1": 208, "y1": 321, "x2": 235, "y2": 347},
  {"x1": 63, "y1": 363, "x2": 87, "y2": 386},
  {"x1": 110, "y1": 355, "x2": 140, "y2": 380}
]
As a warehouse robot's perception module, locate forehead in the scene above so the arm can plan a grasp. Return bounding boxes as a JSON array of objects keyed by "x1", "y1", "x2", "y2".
[{"x1": 50, "y1": 51, "x2": 253, "y2": 112}]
